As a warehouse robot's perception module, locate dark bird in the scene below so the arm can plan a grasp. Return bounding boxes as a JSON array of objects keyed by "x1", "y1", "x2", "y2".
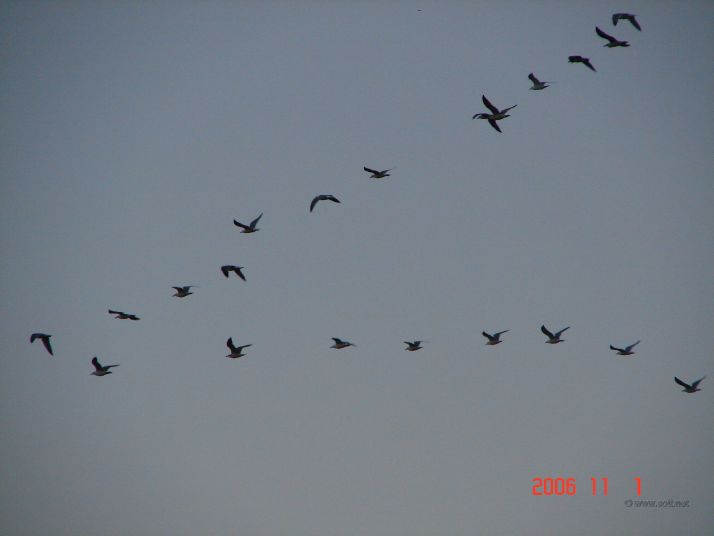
[
  {"x1": 528, "y1": 73, "x2": 551, "y2": 90},
  {"x1": 568, "y1": 55, "x2": 596, "y2": 72},
  {"x1": 472, "y1": 95, "x2": 517, "y2": 133},
  {"x1": 108, "y1": 309, "x2": 140, "y2": 321},
  {"x1": 233, "y1": 212, "x2": 263, "y2": 233},
  {"x1": 172, "y1": 286, "x2": 195, "y2": 298},
  {"x1": 331, "y1": 337, "x2": 355, "y2": 349},
  {"x1": 541, "y1": 325, "x2": 570, "y2": 344},
  {"x1": 226, "y1": 337, "x2": 252, "y2": 359},
  {"x1": 30, "y1": 333, "x2": 53, "y2": 356},
  {"x1": 221, "y1": 265, "x2": 246, "y2": 281},
  {"x1": 91, "y1": 356, "x2": 119, "y2": 377},
  {"x1": 404, "y1": 340, "x2": 426, "y2": 351},
  {"x1": 482, "y1": 330, "x2": 509, "y2": 345},
  {"x1": 596, "y1": 26, "x2": 630, "y2": 47},
  {"x1": 674, "y1": 376, "x2": 706, "y2": 393},
  {"x1": 610, "y1": 340, "x2": 640, "y2": 356},
  {"x1": 612, "y1": 13, "x2": 641, "y2": 31},
  {"x1": 310, "y1": 194, "x2": 341, "y2": 212},
  {"x1": 364, "y1": 167, "x2": 393, "y2": 179}
]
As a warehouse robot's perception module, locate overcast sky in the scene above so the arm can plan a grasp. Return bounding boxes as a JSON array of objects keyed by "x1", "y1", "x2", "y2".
[{"x1": 1, "y1": 2, "x2": 713, "y2": 535}]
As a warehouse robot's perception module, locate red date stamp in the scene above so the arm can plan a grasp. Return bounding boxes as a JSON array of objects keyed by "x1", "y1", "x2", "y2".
[{"x1": 531, "y1": 477, "x2": 642, "y2": 496}]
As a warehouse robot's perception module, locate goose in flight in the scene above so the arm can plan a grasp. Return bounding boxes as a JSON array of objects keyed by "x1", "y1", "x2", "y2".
[
  {"x1": 233, "y1": 213, "x2": 263, "y2": 233},
  {"x1": 528, "y1": 73, "x2": 551, "y2": 90},
  {"x1": 674, "y1": 376, "x2": 705, "y2": 393},
  {"x1": 364, "y1": 167, "x2": 393, "y2": 179},
  {"x1": 610, "y1": 340, "x2": 640, "y2": 356},
  {"x1": 404, "y1": 340, "x2": 426, "y2": 351},
  {"x1": 30, "y1": 333, "x2": 53, "y2": 356},
  {"x1": 221, "y1": 265, "x2": 246, "y2": 281},
  {"x1": 310, "y1": 194, "x2": 341, "y2": 212},
  {"x1": 472, "y1": 95, "x2": 517, "y2": 133},
  {"x1": 108, "y1": 309, "x2": 140, "y2": 321},
  {"x1": 91, "y1": 356, "x2": 119, "y2": 376},
  {"x1": 612, "y1": 13, "x2": 641, "y2": 31},
  {"x1": 568, "y1": 55, "x2": 596, "y2": 72},
  {"x1": 482, "y1": 330, "x2": 509, "y2": 345},
  {"x1": 226, "y1": 337, "x2": 252, "y2": 359},
  {"x1": 541, "y1": 325, "x2": 569, "y2": 344},
  {"x1": 596, "y1": 26, "x2": 630, "y2": 48},
  {"x1": 172, "y1": 286, "x2": 195, "y2": 298},
  {"x1": 331, "y1": 337, "x2": 355, "y2": 349}
]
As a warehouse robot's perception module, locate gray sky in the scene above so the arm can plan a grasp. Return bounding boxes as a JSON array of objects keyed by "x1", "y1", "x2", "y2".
[{"x1": 1, "y1": 2, "x2": 713, "y2": 535}]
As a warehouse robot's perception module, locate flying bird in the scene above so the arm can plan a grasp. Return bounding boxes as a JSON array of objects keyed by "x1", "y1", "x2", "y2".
[
  {"x1": 30, "y1": 333, "x2": 53, "y2": 356},
  {"x1": 331, "y1": 337, "x2": 355, "y2": 349},
  {"x1": 91, "y1": 356, "x2": 119, "y2": 376},
  {"x1": 596, "y1": 26, "x2": 630, "y2": 47},
  {"x1": 233, "y1": 213, "x2": 263, "y2": 233},
  {"x1": 472, "y1": 95, "x2": 517, "y2": 133},
  {"x1": 568, "y1": 55, "x2": 596, "y2": 72},
  {"x1": 310, "y1": 194, "x2": 341, "y2": 212},
  {"x1": 674, "y1": 376, "x2": 706, "y2": 393},
  {"x1": 172, "y1": 286, "x2": 195, "y2": 298},
  {"x1": 528, "y1": 73, "x2": 551, "y2": 90},
  {"x1": 364, "y1": 167, "x2": 393, "y2": 179},
  {"x1": 609, "y1": 340, "x2": 640, "y2": 356},
  {"x1": 404, "y1": 340, "x2": 426, "y2": 351},
  {"x1": 108, "y1": 309, "x2": 140, "y2": 321},
  {"x1": 612, "y1": 13, "x2": 641, "y2": 31},
  {"x1": 541, "y1": 325, "x2": 570, "y2": 344},
  {"x1": 221, "y1": 265, "x2": 246, "y2": 281},
  {"x1": 482, "y1": 330, "x2": 509, "y2": 345},
  {"x1": 226, "y1": 337, "x2": 252, "y2": 359}
]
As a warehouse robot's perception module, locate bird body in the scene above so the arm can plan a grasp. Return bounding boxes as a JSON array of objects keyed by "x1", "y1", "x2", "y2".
[
  {"x1": 331, "y1": 337, "x2": 355, "y2": 349},
  {"x1": 233, "y1": 213, "x2": 263, "y2": 233},
  {"x1": 30, "y1": 333, "x2": 53, "y2": 355},
  {"x1": 482, "y1": 330, "x2": 509, "y2": 345},
  {"x1": 568, "y1": 55, "x2": 596, "y2": 72},
  {"x1": 226, "y1": 337, "x2": 252, "y2": 359},
  {"x1": 108, "y1": 309, "x2": 140, "y2": 321},
  {"x1": 221, "y1": 265, "x2": 246, "y2": 281},
  {"x1": 596, "y1": 26, "x2": 630, "y2": 47},
  {"x1": 310, "y1": 194, "x2": 341, "y2": 212},
  {"x1": 674, "y1": 376, "x2": 705, "y2": 393},
  {"x1": 91, "y1": 356, "x2": 119, "y2": 376},
  {"x1": 610, "y1": 340, "x2": 640, "y2": 356},
  {"x1": 541, "y1": 325, "x2": 569, "y2": 344}
]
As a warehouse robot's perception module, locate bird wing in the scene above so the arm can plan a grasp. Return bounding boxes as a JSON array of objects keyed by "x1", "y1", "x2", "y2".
[
  {"x1": 481, "y1": 95, "x2": 498, "y2": 114},
  {"x1": 91, "y1": 357, "x2": 103, "y2": 371},
  {"x1": 108, "y1": 309, "x2": 121, "y2": 315},
  {"x1": 502, "y1": 104, "x2": 517, "y2": 114},
  {"x1": 541, "y1": 325, "x2": 554, "y2": 339},
  {"x1": 235, "y1": 267, "x2": 246, "y2": 281},
  {"x1": 691, "y1": 376, "x2": 706, "y2": 389},
  {"x1": 583, "y1": 59, "x2": 596, "y2": 72},
  {"x1": 250, "y1": 213, "x2": 263, "y2": 228},
  {"x1": 30, "y1": 333, "x2": 40, "y2": 343},
  {"x1": 487, "y1": 119, "x2": 502, "y2": 133},
  {"x1": 626, "y1": 340, "x2": 641, "y2": 351},
  {"x1": 172, "y1": 286, "x2": 183, "y2": 292},
  {"x1": 610, "y1": 345, "x2": 623, "y2": 352},
  {"x1": 233, "y1": 219, "x2": 249, "y2": 230},
  {"x1": 237, "y1": 344, "x2": 252, "y2": 352},
  {"x1": 496, "y1": 330, "x2": 509, "y2": 338},
  {"x1": 364, "y1": 167, "x2": 378, "y2": 174},
  {"x1": 555, "y1": 326, "x2": 570, "y2": 338},
  {"x1": 482, "y1": 331, "x2": 494, "y2": 341},
  {"x1": 42, "y1": 337, "x2": 54, "y2": 355},
  {"x1": 327, "y1": 195, "x2": 340, "y2": 203},
  {"x1": 310, "y1": 196, "x2": 320, "y2": 212},
  {"x1": 629, "y1": 16, "x2": 641, "y2": 31},
  {"x1": 332, "y1": 337, "x2": 344, "y2": 344},
  {"x1": 528, "y1": 73, "x2": 539, "y2": 84},
  {"x1": 612, "y1": 14, "x2": 620, "y2": 26},
  {"x1": 596, "y1": 26, "x2": 617, "y2": 43},
  {"x1": 221, "y1": 266, "x2": 230, "y2": 278},
  {"x1": 227, "y1": 337, "x2": 236, "y2": 351},
  {"x1": 674, "y1": 377, "x2": 691, "y2": 389}
]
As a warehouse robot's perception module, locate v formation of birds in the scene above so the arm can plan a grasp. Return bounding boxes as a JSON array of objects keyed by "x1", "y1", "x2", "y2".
[{"x1": 27, "y1": 11, "x2": 704, "y2": 393}]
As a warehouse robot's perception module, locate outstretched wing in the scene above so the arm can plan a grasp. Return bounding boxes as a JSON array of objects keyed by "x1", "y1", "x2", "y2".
[
  {"x1": 227, "y1": 337, "x2": 236, "y2": 352},
  {"x1": 481, "y1": 95, "x2": 498, "y2": 114},
  {"x1": 596, "y1": 26, "x2": 617, "y2": 44},
  {"x1": 221, "y1": 266, "x2": 231, "y2": 278},
  {"x1": 626, "y1": 340, "x2": 641, "y2": 352},
  {"x1": 233, "y1": 219, "x2": 249, "y2": 230},
  {"x1": 629, "y1": 15, "x2": 641, "y2": 31},
  {"x1": 250, "y1": 213, "x2": 263, "y2": 228},
  {"x1": 528, "y1": 73, "x2": 539, "y2": 84},
  {"x1": 674, "y1": 377, "x2": 691, "y2": 389},
  {"x1": 555, "y1": 326, "x2": 570, "y2": 338},
  {"x1": 235, "y1": 267, "x2": 246, "y2": 282},
  {"x1": 691, "y1": 376, "x2": 706, "y2": 389},
  {"x1": 583, "y1": 59, "x2": 596, "y2": 72},
  {"x1": 364, "y1": 167, "x2": 378, "y2": 174},
  {"x1": 541, "y1": 325, "x2": 554, "y2": 339},
  {"x1": 487, "y1": 119, "x2": 502, "y2": 133},
  {"x1": 92, "y1": 357, "x2": 103, "y2": 372}
]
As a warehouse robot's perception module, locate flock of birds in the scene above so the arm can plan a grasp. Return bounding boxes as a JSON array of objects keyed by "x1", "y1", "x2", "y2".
[{"x1": 27, "y1": 11, "x2": 706, "y2": 395}]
